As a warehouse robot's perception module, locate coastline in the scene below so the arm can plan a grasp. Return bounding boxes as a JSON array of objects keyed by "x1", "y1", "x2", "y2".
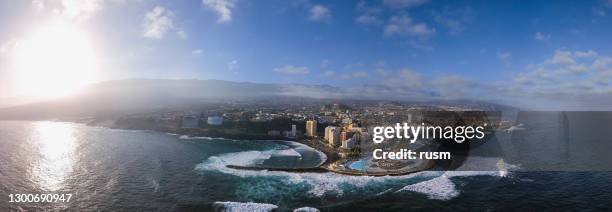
[{"x1": 18, "y1": 119, "x2": 433, "y2": 176}]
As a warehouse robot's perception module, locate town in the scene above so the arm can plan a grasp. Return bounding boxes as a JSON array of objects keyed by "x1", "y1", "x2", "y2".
[{"x1": 82, "y1": 99, "x2": 508, "y2": 175}]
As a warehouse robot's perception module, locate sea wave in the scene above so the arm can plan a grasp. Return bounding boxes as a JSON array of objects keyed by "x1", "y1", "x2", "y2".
[
  {"x1": 293, "y1": 206, "x2": 320, "y2": 212},
  {"x1": 177, "y1": 135, "x2": 221, "y2": 140},
  {"x1": 196, "y1": 148, "x2": 510, "y2": 199},
  {"x1": 395, "y1": 157, "x2": 514, "y2": 200},
  {"x1": 397, "y1": 175, "x2": 458, "y2": 200},
  {"x1": 287, "y1": 141, "x2": 327, "y2": 166},
  {"x1": 196, "y1": 149, "x2": 434, "y2": 197},
  {"x1": 272, "y1": 148, "x2": 302, "y2": 158},
  {"x1": 213, "y1": 201, "x2": 278, "y2": 212}
]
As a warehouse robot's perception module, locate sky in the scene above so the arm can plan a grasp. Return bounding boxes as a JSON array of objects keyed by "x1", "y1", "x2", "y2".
[{"x1": 1, "y1": 0, "x2": 612, "y2": 109}]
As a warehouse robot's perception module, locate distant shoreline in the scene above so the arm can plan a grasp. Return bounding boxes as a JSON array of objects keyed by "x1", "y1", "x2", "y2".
[{"x1": 5, "y1": 119, "x2": 432, "y2": 176}]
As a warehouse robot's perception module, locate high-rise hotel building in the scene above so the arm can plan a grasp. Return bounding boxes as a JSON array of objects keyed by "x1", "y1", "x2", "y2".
[{"x1": 306, "y1": 120, "x2": 317, "y2": 137}]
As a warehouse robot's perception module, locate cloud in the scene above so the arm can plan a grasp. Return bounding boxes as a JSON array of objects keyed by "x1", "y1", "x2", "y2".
[
  {"x1": 227, "y1": 60, "x2": 238, "y2": 74},
  {"x1": 309, "y1": 5, "x2": 331, "y2": 22},
  {"x1": 284, "y1": 50, "x2": 612, "y2": 110},
  {"x1": 280, "y1": 68, "x2": 432, "y2": 100},
  {"x1": 375, "y1": 68, "x2": 425, "y2": 95},
  {"x1": 496, "y1": 51, "x2": 511, "y2": 62},
  {"x1": 431, "y1": 75, "x2": 476, "y2": 97},
  {"x1": 177, "y1": 30, "x2": 188, "y2": 39},
  {"x1": 291, "y1": 1, "x2": 332, "y2": 23},
  {"x1": 356, "y1": 14, "x2": 381, "y2": 25},
  {"x1": 322, "y1": 70, "x2": 335, "y2": 77},
  {"x1": 340, "y1": 71, "x2": 369, "y2": 79},
  {"x1": 352, "y1": 71, "x2": 369, "y2": 78},
  {"x1": 31, "y1": 0, "x2": 45, "y2": 12},
  {"x1": 356, "y1": 0, "x2": 382, "y2": 13},
  {"x1": 192, "y1": 49, "x2": 203, "y2": 55},
  {"x1": 546, "y1": 50, "x2": 573, "y2": 65},
  {"x1": 592, "y1": 57, "x2": 612, "y2": 71},
  {"x1": 142, "y1": 6, "x2": 174, "y2": 39},
  {"x1": 430, "y1": 7, "x2": 474, "y2": 35},
  {"x1": 593, "y1": 7, "x2": 607, "y2": 17},
  {"x1": 575, "y1": 50, "x2": 598, "y2": 58},
  {"x1": 31, "y1": 0, "x2": 105, "y2": 22},
  {"x1": 320, "y1": 59, "x2": 331, "y2": 68},
  {"x1": 202, "y1": 0, "x2": 236, "y2": 23},
  {"x1": 384, "y1": 15, "x2": 435, "y2": 38},
  {"x1": 355, "y1": 1, "x2": 382, "y2": 25},
  {"x1": 534, "y1": 32, "x2": 550, "y2": 41},
  {"x1": 508, "y1": 49, "x2": 612, "y2": 103},
  {"x1": 383, "y1": 0, "x2": 428, "y2": 9},
  {"x1": 337, "y1": 68, "x2": 480, "y2": 100},
  {"x1": 376, "y1": 68, "x2": 388, "y2": 77},
  {"x1": 62, "y1": 0, "x2": 105, "y2": 21},
  {"x1": 406, "y1": 40, "x2": 434, "y2": 51},
  {"x1": 0, "y1": 39, "x2": 18, "y2": 55},
  {"x1": 397, "y1": 68, "x2": 424, "y2": 87},
  {"x1": 273, "y1": 65, "x2": 310, "y2": 75}
]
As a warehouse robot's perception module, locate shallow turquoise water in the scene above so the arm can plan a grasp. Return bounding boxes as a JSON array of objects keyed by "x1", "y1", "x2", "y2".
[{"x1": 348, "y1": 159, "x2": 365, "y2": 171}]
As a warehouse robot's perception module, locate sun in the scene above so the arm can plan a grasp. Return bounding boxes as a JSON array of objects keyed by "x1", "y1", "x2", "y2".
[{"x1": 12, "y1": 21, "x2": 98, "y2": 99}]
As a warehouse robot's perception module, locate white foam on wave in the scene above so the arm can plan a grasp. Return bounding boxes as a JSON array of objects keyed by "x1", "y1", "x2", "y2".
[
  {"x1": 196, "y1": 150, "x2": 441, "y2": 197},
  {"x1": 287, "y1": 142, "x2": 327, "y2": 166},
  {"x1": 394, "y1": 157, "x2": 513, "y2": 200},
  {"x1": 396, "y1": 170, "x2": 505, "y2": 200},
  {"x1": 213, "y1": 201, "x2": 278, "y2": 212},
  {"x1": 213, "y1": 148, "x2": 306, "y2": 166},
  {"x1": 171, "y1": 134, "x2": 244, "y2": 142},
  {"x1": 197, "y1": 143, "x2": 510, "y2": 200},
  {"x1": 397, "y1": 175, "x2": 457, "y2": 200},
  {"x1": 195, "y1": 137, "x2": 512, "y2": 200},
  {"x1": 293, "y1": 206, "x2": 320, "y2": 212},
  {"x1": 219, "y1": 150, "x2": 273, "y2": 166},
  {"x1": 376, "y1": 188, "x2": 394, "y2": 196},
  {"x1": 106, "y1": 128, "x2": 148, "y2": 133},
  {"x1": 178, "y1": 135, "x2": 215, "y2": 140},
  {"x1": 272, "y1": 148, "x2": 302, "y2": 158}
]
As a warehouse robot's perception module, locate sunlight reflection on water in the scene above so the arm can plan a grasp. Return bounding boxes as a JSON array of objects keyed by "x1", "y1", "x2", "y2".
[{"x1": 30, "y1": 122, "x2": 76, "y2": 191}]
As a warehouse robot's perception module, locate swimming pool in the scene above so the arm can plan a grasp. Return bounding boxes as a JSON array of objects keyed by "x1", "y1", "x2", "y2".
[{"x1": 348, "y1": 159, "x2": 366, "y2": 171}]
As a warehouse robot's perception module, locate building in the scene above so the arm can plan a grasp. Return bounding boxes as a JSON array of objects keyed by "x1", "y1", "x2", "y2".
[
  {"x1": 328, "y1": 128, "x2": 341, "y2": 146},
  {"x1": 324, "y1": 126, "x2": 336, "y2": 140},
  {"x1": 283, "y1": 125, "x2": 298, "y2": 138},
  {"x1": 352, "y1": 132, "x2": 362, "y2": 143},
  {"x1": 360, "y1": 132, "x2": 371, "y2": 144},
  {"x1": 207, "y1": 116, "x2": 224, "y2": 125},
  {"x1": 341, "y1": 138, "x2": 356, "y2": 149},
  {"x1": 268, "y1": 130, "x2": 281, "y2": 136},
  {"x1": 342, "y1": 118, "x2": 352, "y2": 124},
  {"x1": 306, "y1": 120, "x2": 317, "y2": 137},
  {"x1": 350, "y1": 127, "x2": 364, "y2": 132},
  {"x1": 340, "y1": 131, "x2": 354, "y2": 142},
  {"x1": 181, "y1": 116, "x2": 199, "y2": 129},
  {"x1": 318, "y1": 116, "x2": 335, "y2": 124}
]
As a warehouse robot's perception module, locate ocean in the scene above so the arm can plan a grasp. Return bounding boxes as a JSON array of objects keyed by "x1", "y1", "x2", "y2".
[{"x1": 1, "y1": 120, "x2": 611, "y2": 211}]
